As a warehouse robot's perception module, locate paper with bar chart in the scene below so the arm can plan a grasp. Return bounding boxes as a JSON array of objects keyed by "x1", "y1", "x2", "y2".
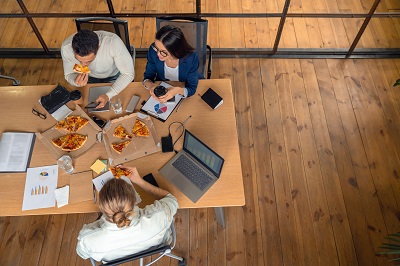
[{"x1": 22, "y1": 165, "x2": 58, "y2": 211}]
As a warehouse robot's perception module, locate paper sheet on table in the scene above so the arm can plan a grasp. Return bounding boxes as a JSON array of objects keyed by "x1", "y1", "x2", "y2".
[
  {"x1": 51, "y1": 105, "x2": 73, "y2": 121},
  {"x1": 55, "y1": 185, "x2": 69, "y2": 208},
  {"x1": 92, "y1": 171, "x2": 141, "y2": 204},
  {"x1": 22, "y1": 165, "x2": 58, "y2": 211},
  {"x1": 140, "y1": 82, "x2": 183, "y2": 122}
]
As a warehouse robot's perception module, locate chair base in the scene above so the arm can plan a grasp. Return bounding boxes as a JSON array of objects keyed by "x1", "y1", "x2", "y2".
[{"x1": 0, "y1": 75, "x2": 20, "y2": 85}]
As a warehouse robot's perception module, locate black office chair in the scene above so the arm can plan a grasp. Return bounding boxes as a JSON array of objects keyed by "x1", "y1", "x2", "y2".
[
  {"x1": 75, "y1": 17, "x2": 136, "y2": 68},
  {"x1": 0, "y1": 74, "x2": 20, "y2": 85},
  {"x1": 156, "y1": 16, "x2": 212, "y2": 79},
  {"x1": 89, "y1": 223, "x2": 186, "y2": 266}
]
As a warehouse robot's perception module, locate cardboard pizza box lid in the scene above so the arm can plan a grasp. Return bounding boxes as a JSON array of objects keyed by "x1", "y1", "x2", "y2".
[
  {"x1": 36, "y1": 105, "x2": 102, "y2": 160},
  {"x1": 103, "y1": 112, "x2": 161, "y2": 166},
  {"x1": 69, "y1": 171, "x2": 94, "y2": 203}
]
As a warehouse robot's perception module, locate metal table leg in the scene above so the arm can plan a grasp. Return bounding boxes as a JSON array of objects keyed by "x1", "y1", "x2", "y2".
[{"x1": 214, "y1": 207, "x2": 225, "y2": 228}]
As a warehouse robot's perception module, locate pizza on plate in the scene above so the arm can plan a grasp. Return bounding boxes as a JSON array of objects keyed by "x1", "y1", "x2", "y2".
[
  {"x1": 111, "y1": 140, "x2": 131, "y2": 154},
  {"x1": 109, "y1": 166, "x2": 130, "y2": 179},
  {"x1": 55, "y1": 116, "x2": 88, "y2": 132},
  {"x1": 113, "y1": 125, "x2": 132, "y2": 139},
  {"x1": 73, "y1": 64, "x2": 90, "y2": 74},
  {"x1": 52, "y1": 133, "x2": 87, "y2": 152},
  {"x1": 132, "y1": 119, "x2": 150, "y2": 137}
]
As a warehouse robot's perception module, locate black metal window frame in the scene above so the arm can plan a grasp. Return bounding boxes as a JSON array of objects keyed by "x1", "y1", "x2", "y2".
[{"x1": 0, "y1": 0, "x2": 399, "y2": 59}]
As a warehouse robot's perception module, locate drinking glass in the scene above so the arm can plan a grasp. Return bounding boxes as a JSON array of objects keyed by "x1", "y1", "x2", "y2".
[
  {"x1": 111, "y1": 98, "x2": 122, "y2": 114},
  {"x1": 57, "y1": 155, "x2": 74, "y2": 174}
]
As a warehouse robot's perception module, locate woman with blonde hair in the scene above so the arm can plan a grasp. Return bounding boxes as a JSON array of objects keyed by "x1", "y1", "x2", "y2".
[{"x1": 76, "y1": 166, "x2": 178, "y2": 262}]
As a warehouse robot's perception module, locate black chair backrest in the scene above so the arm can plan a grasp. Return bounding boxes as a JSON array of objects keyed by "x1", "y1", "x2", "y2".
[
  {"x1": 100, "y1": 244, "x2": 171, "y2": 266},
  {"x1": 156, "y1": 17, "x2": 210, "y2": 79},
  {"x1": 75, "y1": 17, "x2": 133, "y2": 56}
]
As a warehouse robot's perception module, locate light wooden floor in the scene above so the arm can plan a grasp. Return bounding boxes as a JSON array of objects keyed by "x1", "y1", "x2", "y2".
[
  {"x1": 1, "y1": 0, "x2": 400, "y2": 265},
  {"x1": 0, "y1": 57, "x2": 399, "y2": 265},
  {"x1": 0, "y1": 0, "x2": 400, "y2": 50}
]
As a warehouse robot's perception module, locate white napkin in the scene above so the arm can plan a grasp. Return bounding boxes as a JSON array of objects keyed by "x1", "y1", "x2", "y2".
[{"x1": 54, "y1": 185, "x2": 69, "y2": 208}]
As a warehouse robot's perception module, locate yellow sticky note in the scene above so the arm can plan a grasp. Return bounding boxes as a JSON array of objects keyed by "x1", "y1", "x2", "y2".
[{"x1": 90, "y1": 159, "x2": 107, "y2": 174}]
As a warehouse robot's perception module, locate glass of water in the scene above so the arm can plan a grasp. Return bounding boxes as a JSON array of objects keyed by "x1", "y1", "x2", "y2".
[
  {"x1": 57, "y1": 155, "x2": 74, "y2": 174},
  {"x1": 111, "y1": 98, "x2": 122, "y2": 114}
]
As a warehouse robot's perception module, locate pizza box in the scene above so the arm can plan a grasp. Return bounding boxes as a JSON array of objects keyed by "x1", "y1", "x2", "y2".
[
  {"x1": 102, "y1": 112, "x2": 161, "y2": 166},
  {"x1": 36, "y1": 105, "x2": 102, "y2": 160}
]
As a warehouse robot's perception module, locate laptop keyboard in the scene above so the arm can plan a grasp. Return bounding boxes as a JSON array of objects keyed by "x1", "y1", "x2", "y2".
[{"x1": 172, "y1": 155, "x2": 213, "y2": 190}]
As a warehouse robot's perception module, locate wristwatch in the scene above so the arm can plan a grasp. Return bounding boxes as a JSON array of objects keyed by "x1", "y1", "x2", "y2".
[{"x1": 142, "y1": 79, "x2": 151, "y2": 90}]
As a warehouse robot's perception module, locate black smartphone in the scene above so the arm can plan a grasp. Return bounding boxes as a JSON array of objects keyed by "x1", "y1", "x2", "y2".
[
  {"x1": 85, "y1": 102, "x2": 100, "y2": 109},
  {"x1": 92, "y1": 115, "x2": 107, "y2": 128},
  {"x1": 143, "y1": 173, "x2": 159, "y2": 187}
]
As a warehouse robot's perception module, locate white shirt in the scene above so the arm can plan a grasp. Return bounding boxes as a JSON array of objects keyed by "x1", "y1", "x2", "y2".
[
  {"x1": 76, "y1": 193, "x2": 178, "y2": 262},
  {"x1": 61, "y1": 31, "x2": 134, "y2": 99},
  {"x1": 164, "y1": 62, "x2": 188, "y2": 97}
]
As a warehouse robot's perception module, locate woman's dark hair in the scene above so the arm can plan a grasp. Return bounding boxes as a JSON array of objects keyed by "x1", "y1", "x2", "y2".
[
  {"x1": 156, "y1": 25, "x2": 195, "y2": 59},
  {"x1": 99, "y1": 178, "x2": 136, "y2": 228},
  {"x1": 72, "y1": 30, "x2": 100, "y2": 56}
]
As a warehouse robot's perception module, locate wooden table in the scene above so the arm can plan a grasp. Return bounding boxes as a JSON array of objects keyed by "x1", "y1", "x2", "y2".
[{"x1": 0, "y1": 79, "x2": 244, "y2": 226}]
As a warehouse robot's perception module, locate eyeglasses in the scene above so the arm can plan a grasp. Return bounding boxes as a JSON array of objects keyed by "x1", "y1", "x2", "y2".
[
  {"x1": 151, "y1": 42, "x2": 168, "y2": 57},
  {"x1": 32, "y1": 108, "x2": 47, "y2": 120}
]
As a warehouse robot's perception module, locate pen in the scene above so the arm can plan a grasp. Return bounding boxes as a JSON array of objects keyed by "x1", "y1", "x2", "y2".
[
  {"x1": 175, "y1": 99, "x2": 184, "y2": 112},
  {"x1": 176, "y1": 115, "x2": 192, "y2": 132},
  {"x1": 93, "y1": 184, "x2": 97, "y2": 203}
]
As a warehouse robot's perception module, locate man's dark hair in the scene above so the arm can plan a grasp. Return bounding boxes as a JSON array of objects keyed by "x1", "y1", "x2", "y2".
[
  {"x1": 72, "y1": 30, "x2": 100, "y2": 56},
  {"x1": 156, "y1": 25, "x2": 194, "y2": 59}
]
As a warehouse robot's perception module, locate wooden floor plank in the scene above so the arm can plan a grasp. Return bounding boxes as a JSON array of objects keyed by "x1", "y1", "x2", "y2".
[
  {"x1": 0, "y1": 216, "x2": 32, "y2": 265},
  {"x1": 293, "y1": 60, "x2": 340, "y2": 265},
  {"x1": 19, "y1": 215, "x2": 50, "y2": 266},
  {"x1": 239, "y1": 58, "x2": 265, "y2": 265},
  {"x1": 188, "y1": 208, "x2": 208, "y2": 265},
  {"x1": 270, "y1": 59, "x2": 304, "y2": 265},
  {"x1": 327, "y1": 59, "x2": 388, "y2": 265},
  {"x1": 310, "y1": 59, "x2": 359, "y2": 265},
  {"x1": 345, "y1": 59, "x2": 400, "y2": 234}
]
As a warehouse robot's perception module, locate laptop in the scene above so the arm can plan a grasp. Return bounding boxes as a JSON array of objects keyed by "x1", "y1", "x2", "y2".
[
  {"x1": 159, "y1": 130, "x2": 224, "y2": 203},
  {"x1": 88, "y1": 86, "x2": 111, "y2": 113}
]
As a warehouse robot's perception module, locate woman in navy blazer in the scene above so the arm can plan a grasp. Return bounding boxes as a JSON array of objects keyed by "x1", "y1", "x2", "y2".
[{"x1": 142, "y1": 25, "x2": 202, "y2": 103}]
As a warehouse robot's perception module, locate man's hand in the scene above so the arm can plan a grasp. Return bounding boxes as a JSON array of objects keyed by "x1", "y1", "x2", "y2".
[
  {"x1": 95, "y1": 94, "x2": 109, "y2": 109},
  {"x1": 74, "y1": 73, "x2": 89, "y2": 87},
  {"x1": 157, "y1": 87, "x2": 183, "y2": 103},
  {"x1": 120, "y1": 166, "x2": 143, "y2": 185}
]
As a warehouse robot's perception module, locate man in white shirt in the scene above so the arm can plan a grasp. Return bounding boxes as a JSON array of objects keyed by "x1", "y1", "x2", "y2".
[
  {"x1": 61, "y1": 30, "x2": 134, "y2": 108},
  {"x1": 76, "y1": 166, "x2": 179, "y2": 262}
]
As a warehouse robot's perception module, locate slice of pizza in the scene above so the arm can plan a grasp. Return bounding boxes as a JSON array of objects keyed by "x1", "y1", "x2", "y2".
[
  {"x1": 61, "y1": 133, "x2": 87, "y2": 151},
  {"x1": 132, "y1": 119, "x2": 146, "y2": 134},
  {"x1": 73, "y1": 64, "x2": 90, "y2": 74},
  {"x1": 132, "y1": 119, "x2": 150, "y2": 137},
  {"x1": 113, "y1": 125, "x2": 132, "y2": 139},
  {"x1": 55, "y1": 119, "x2": 74, "y2": 132},
  {"x1": 109, "y1": 166, "x2": 130, "y2": 179},
  {"x1": 51, "y1": 135, "x2": 70, "y2": 148},
  {"x1": 111, "y1": 140, "x2": 131, "y2": 154},
  {"x1": 73, "y1": 117, "x2": 89, "y2": 132}
]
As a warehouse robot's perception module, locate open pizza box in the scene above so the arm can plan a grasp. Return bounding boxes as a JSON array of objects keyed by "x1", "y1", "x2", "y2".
[
  {"x1": 103, "y1": 112, "x2": 161, "y2": 166},
  {"x1": 36, "y1": 105, "x2": 102, "y2": 160}
]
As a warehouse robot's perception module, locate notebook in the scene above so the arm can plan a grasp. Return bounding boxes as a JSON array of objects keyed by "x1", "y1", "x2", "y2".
[
  {"x1": 159, "y1": 130, "x2": 224, "y2": 203},
  {"x1": 201, "y1": 88, "x2": 223, "y2": 109},
  {"x1": 88, "y1": 86, "x2": 111, "y2": 113}
]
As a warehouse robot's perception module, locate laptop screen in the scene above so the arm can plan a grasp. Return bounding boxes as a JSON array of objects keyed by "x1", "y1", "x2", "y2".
[{"x1": 183, "y1": 130, "x2": 224, "y2": 177}]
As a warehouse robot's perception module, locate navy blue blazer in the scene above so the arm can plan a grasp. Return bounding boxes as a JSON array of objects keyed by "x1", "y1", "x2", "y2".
[{"x1": 143, "y1": 48, "x2": 202, "y2": 97}]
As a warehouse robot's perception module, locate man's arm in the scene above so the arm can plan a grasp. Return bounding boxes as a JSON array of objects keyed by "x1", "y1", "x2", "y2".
[
  {"x1": 61, "y1": 37, "x2": 81, "y2": 87},
  {"x1": 105, "y1": 35, "x2": 134, "y2": 100}
]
